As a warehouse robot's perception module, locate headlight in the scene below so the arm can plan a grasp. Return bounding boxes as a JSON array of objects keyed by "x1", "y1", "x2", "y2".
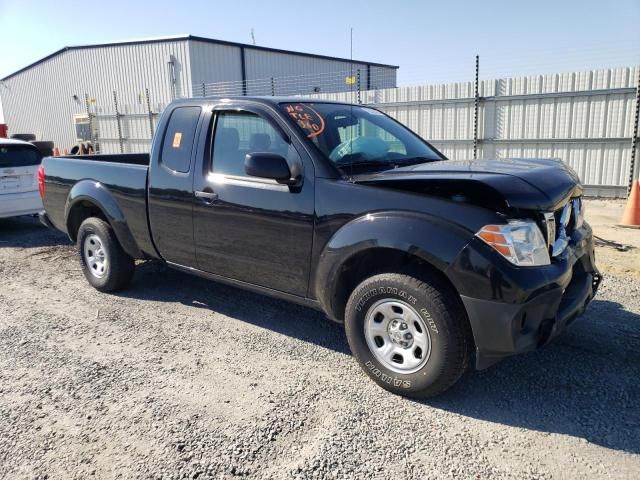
[{"x1": 476, "y1": 220, "x2": 550, "y2": 266}]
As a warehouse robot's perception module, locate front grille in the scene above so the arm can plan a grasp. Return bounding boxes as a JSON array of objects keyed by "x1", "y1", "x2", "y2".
[{"x1": 543, "y1": 197, "x2": 582, "y2": 258}]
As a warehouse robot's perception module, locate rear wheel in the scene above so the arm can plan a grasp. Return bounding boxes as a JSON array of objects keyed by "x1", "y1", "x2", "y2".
[
  {"x1": 77, "y1": 217, "x2": 134, "y2": 292},
  {"x1": 345, "y1": 273, "x2": 472, "y2": 398}
]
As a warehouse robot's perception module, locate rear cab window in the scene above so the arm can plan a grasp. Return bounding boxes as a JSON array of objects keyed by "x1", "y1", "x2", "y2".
[
  {"x1": 0, "y1": 144, "x2": 42, "y2": 168},
  {"x1": 161, "y1": 106, "x2": 202, "y2": 173}
]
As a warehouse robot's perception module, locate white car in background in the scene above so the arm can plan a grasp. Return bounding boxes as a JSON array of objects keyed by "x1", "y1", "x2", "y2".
[{"x1": 0, "y1": 138, "x2": 43, "y2": 218}]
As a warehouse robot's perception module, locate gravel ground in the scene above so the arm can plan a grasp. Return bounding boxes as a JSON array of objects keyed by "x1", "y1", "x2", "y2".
[{"x1": 0, "y1": 215, "x2": 639, "y2": 479}]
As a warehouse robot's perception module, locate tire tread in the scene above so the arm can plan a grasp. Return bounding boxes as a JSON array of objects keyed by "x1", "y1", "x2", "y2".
[
  {"x1": 78, "y1": 217, "x2": 134, "y2": 292},
  {"x1": 345, "y1": 272, "x2": 472, "y2": 398}
]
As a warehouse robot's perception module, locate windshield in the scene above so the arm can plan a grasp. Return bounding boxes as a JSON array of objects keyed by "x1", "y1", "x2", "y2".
[{"x1": 279, "y1": 102, "x2": 443, "y2": 173}]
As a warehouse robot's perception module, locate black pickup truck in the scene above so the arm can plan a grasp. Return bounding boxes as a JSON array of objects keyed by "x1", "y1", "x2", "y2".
[{"x1": 39, "y1": 97, "x2": 601, "y2": 397}]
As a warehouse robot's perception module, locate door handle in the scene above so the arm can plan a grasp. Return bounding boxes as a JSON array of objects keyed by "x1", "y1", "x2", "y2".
[{"x1": 194, "y1": 190, "x2": 218, "y2": 203}]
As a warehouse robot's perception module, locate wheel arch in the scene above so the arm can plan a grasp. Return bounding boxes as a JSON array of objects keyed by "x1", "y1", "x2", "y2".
[
  {"x1": 65, "y1": 180, "x2": 142, "y2": 258},
  {"x1": 313, "y1": 211, "x2": 473, "y2": 322}
]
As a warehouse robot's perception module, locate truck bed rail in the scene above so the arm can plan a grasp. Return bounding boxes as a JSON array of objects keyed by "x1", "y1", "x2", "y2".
[{"x1": 57, "y1": 153, "x2": 150, "y2": 166}]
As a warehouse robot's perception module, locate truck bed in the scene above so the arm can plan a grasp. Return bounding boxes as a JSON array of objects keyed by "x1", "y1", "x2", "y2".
[{"x1": 41, "y1": 153, "x2": 155, "y2": 258}]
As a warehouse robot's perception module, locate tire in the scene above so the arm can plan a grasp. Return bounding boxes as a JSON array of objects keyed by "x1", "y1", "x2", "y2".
[
  {"x1": 10, "y1": 133, "x2": 36, "y2": 142},
  {"x1": 345, "y1": 273, "x2": 472, "y2": 398},
  {"x1": 31, "y1": 141, "x2": 54, "y2": 157},
  {"x1": 77, "y1": 217, "x2": 134, "y2": 292}
]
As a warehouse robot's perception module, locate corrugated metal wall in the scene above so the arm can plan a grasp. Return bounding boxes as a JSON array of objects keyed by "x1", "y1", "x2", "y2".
[
  {"x1": 310, "y1": 66, "x2": 640, "y2": 196},
  {"x1": 87, "y1": 42, "x2": 397, "y2": 151},
  {"x1": 190, "y1": 43, "x2": 397, "y2": 97},
  {"x1": 0, "y1": 38, "x2": 397, "y2": 153},
  {"x1": 0, "y1": 40, "x2": 191, "y2": 151},
  {"x1": 244, "y1": 50, "x2": 371, "y2": 96},
  {"x1": 188, "y1": 40, "x2": 243, "y2": 96}
]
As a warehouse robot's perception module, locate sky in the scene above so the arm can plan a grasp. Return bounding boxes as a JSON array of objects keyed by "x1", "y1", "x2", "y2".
[{"x1": 1, "y1": 0, "x2": 640, "y2": 122}]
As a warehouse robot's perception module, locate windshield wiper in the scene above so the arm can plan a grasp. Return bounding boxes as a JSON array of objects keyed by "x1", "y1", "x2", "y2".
[
  {"x1": 395, "y1": 156, "x2": 438, "y2": 165},
  {"x1": 335, "y1": 156, "x2": 439, "y2": 173},
  {"x1": 335, "y1": 159, "x2": 401, "y2": 171}
]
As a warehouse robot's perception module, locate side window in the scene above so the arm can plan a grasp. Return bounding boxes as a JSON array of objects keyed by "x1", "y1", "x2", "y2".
[
  {"x1": 161, "y1": 106, "x2": 201, "y2": 173},
  {"x1": 211, "y1": 111, "x2": 291, "y2": 177}
]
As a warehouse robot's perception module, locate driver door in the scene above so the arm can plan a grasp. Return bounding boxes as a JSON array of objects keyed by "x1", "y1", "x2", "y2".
[{"x1": 193, "y1": 106, "x2": 315, "y2": 297}]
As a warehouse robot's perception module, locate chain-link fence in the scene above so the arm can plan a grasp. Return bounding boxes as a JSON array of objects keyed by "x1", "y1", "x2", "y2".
[
  {"x1": 80, "y1": 89, "x2": 167, "y2": 155},
  {"x1": 194, "y1": 66, "x2": 396, "y2": 97}
]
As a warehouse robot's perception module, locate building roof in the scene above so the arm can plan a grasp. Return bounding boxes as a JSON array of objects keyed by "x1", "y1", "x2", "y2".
[{"x1": 1, "y1": 34, "x2": 399, "y2": 81}]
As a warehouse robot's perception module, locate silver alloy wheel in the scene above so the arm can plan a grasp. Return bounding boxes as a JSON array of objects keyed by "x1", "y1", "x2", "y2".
[
  {"x1": 364, "y1": 299, "x2": 432, "y2": 374},
  {"x1": 83, "y1": 234, "x2": 108, "y2": 279}
]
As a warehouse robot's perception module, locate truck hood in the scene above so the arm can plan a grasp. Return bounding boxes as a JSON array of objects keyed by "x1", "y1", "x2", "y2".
[{"x1": 352, "y1": 158, "x2": 582, "y2": 211}]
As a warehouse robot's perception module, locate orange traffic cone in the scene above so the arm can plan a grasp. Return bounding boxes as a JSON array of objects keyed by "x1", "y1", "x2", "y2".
[
  {"x1": 620, "y1": 179, "x2": 640, "y2": 227},
  {"x1": 53, "y1": 147, "x2": 60, "y2": 156}
]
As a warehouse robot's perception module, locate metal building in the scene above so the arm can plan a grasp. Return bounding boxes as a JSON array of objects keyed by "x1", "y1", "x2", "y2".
[{"x1": 0, "y1": 34, "x2": 397, "y2": 151}]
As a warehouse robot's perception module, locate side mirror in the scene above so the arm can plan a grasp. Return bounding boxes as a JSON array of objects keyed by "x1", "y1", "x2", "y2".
[{"x1": 244, "y1": 153, "x2": 295, "y2": 184}]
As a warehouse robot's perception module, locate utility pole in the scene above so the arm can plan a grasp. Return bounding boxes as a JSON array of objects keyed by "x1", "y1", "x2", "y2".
[
  {"x1": 113, "y1": 90, "x2": 123, "y2": 154},
  {"x1": 145, "y1": 88, "x2": 154, "y2": 139}
]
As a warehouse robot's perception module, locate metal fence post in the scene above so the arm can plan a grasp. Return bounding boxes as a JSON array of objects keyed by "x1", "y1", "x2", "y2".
[
  {"x1": 202, "y1": 83, "x2": 206, "y2": 97},
  {"x1": 357, "y1": 69, "x2": 362, "y2": 105},
  {"x1": 473, "y1": 55, "x2": 480, "y2": 160},
  {"x1": 629, "y1": 68, "x2": 640, "y2": 195},
  {"x1": 145, "y1": 88, "x2": 154, "y2": 140},
  {"x1": 113, "y1": 90, "x2": 124, "y2": 154},
  {"x1": 271, "y1": 77, "x2": 276, "y2": 96},
  {"x1": 167, "y1": 55, "x2": 177, "y2": 100},
  {"x1": 84, "y1": 93, "x2": 97, "y2": 152}
]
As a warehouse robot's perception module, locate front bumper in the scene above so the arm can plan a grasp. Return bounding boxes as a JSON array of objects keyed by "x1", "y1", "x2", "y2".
[{"x1": 449, "y1": 224, "x2": 601, "y2": 369}]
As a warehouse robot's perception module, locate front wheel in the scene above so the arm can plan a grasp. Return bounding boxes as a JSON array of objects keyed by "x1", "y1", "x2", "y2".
[
  {"x1": 77, "y1": 217, "x2": 134, "y2": 292},
  {"x1": 344, "y1": 273, "x2": 472, "y2": 398}
]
